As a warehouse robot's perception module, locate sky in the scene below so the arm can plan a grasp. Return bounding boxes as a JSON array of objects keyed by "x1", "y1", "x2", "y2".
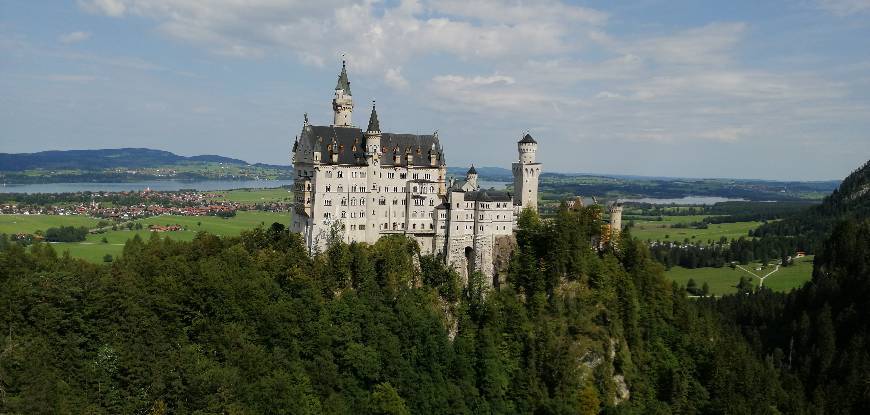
[{"x1": 1, "y1": 0, "x2": 869, "y2": 180}]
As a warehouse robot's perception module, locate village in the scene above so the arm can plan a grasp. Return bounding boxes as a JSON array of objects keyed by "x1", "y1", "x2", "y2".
[{"x1": 0, "y1": 187, "x2": 291, "y2": 219}]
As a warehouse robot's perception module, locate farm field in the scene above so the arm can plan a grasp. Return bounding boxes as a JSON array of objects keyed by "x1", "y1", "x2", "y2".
[
  {"x1": 0, "y1": 214, "x2": 101, "y2": 234},
  {"x1": 47, "y1": 211, "x2": 288, "y2": 263},
  {"x1": 629, "y1": 215, "x2": 762, "y2": 243},
  {"x1": 208, "y1": 187, "x2": 293, "y2": 203},
  {"x1": 666, "y1": 255, "x2": 814, "y2": 296}
]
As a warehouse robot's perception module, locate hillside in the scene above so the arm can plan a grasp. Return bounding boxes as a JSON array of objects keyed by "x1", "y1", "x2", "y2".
[
  {"x1": 0, "y1": 148, "x2": 294, "y2": 183},
  {"x1": 712, "y1": 160, "x2": 870, "y2": 413},
  {"x1": 753, "y1": 159, "x2": 870, "y2": 245},
  {"x1": 0, "y1": 148, "x2": 254, "y2": 170}
]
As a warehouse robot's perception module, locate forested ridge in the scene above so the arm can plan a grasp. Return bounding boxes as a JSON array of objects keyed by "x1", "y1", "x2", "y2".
[
  {"x1": 753, "y1": 159, "x2": 870, "y2": 249},
  {"x1": 0, "y1": 205, "x2": 807, "y2": 414}
]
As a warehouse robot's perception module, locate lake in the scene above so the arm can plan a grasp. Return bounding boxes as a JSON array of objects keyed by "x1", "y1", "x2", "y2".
[
  {"x1": 0, "y1": 180, "x2": 294, "y2": 194},
  {"x1": 0, "y1": 179, "x2": 509, "y2": 194},
  {"x1": 623, "y1": 196, "x2": 747, "y2": 205}
]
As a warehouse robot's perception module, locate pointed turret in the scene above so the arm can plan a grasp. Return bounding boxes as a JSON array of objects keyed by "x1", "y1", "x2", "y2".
[
  {"x1": 332, "y1": 60, "x2": 354, "y2": 127},
  {"x1": 365, "y1": 101, "x2": 381, "y2": 163},
  {"x1": 336, "y1": 60, "x2": 351, "y2": 95},
  {"x1": 367, "y1": 102, "x2": 380, "y2": 132}
]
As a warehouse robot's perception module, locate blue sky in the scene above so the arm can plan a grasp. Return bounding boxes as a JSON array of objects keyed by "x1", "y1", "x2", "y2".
[{"x1": 1, "y1": 0, "x2": 868, "y2": 180}]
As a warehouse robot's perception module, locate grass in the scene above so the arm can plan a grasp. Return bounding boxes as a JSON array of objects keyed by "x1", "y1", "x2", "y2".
[
  {"x1": 629, "y1": 215, "x2": 762, "y2": 243},
  {"x1": 46, "y1": 211, "x2": 288, "y2": 263},
  {"x1": 208, "y1": 187, "x2": 293, "y2": 203},
  {"x1": 0, "y1": 214, "x2": 101, "y2": 234},
  {"x1": 666, "y1": 255, "x2": 814, "y2": 296}
]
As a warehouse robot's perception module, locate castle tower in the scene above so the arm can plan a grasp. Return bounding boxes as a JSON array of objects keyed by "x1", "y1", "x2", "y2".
[
  {"x1": 466, "y1": 165, "x2": 478, "y2": 190},
  {"x1": 332, "y1": 60, "x2": 353, "y2": 127},
  {"x1": 609, "y1": 202, "x2": 623, "y2": 237},
  {"x1": 365, "y1": 102, "x2": 381, "y2": 163},
  {"x1": 512, "y1": 133, "x2": 542, "y2": 212}
]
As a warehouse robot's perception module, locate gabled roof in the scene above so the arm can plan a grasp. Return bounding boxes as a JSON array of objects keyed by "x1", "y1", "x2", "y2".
[
  {"x1": 519, "y1": 133, "x2": 537, "y2": 144},
  {"x1": 335, "y1": 61, "x2": 351, "y2": 95},
  {"x1": 298, "y1": 125, "x2": 444, "y2": 167},
  {"x1": 467, "y1": 165, "x2": 477, "y2": 175}
]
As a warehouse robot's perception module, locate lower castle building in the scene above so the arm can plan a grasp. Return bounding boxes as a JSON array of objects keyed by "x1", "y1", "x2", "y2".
[{"x1": 290, "y1": 61, "x2": 542, "y2": 285}]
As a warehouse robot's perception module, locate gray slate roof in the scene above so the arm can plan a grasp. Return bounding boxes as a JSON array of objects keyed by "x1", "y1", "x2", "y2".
[
  {"x1": 299, "y1": 125, "x2": 445, "y2": 167},
  {"x1": 336, "y1": 61, "x2": 351, "y2": 95},
  {"x1": 519, "y1": 133, "x2": 537, "y2": 144},
  {"x1": 465, "y1": 190, "x2": 512, "y2": 202}
]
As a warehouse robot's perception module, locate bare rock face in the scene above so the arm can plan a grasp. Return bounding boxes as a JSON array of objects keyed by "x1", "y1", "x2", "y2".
[
  {"x1": 613, "y1": 374, "x2": 630, "y2": 405},
  {"x1": 492, "y1": 235, "x2": 517, "y2": 289}
]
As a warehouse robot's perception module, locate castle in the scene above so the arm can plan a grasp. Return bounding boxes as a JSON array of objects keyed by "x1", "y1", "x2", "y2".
[{"x1": 290, "y1": 61, "x2": 541, "y2": 285}]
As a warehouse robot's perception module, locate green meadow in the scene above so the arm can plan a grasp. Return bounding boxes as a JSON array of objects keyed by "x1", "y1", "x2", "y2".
[
  {"x1": 208, "y1": 187, "x2": 293, "y2": 203},
  {"x1": 629, "y1": 215, "x2": 762, "y2": 243},
  {"x1": 0, "y1": 214, "x2": 101, "y2": 234},
  {"x1": 666, "y1": 255, "x2": 814, "y2": 296},
  {"x1": 41, "y1": 211, "x2": 288, "y2": 263}
]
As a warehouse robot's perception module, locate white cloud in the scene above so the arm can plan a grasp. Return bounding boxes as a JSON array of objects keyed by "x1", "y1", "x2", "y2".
[
  {"x1": 817, "y1": 0, "x2": 870, "y2": 15},
  {"x1": 698, "y1": 127, "x2": 750, "y2": 142},
  {"x1": 78, "y1": 0, "x2": 126, "y2": 17},
  {"x1": 384, "y1": 67, "x2": 409, "y2": 89},
  {"x1": 75, "y1": 0, "x2": 603, "y2": 74},
  {"x1": 634, "y1": 22, "x2": 746, "y2": 66},
  {"x1": 58, "y1": 31, "x2": 92, "y2": 44}
]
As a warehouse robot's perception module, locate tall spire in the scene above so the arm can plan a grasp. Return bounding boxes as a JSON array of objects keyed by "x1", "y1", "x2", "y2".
[
  {"x1": 335, "y1": 60, "x2": 351, "y2": 95},
  {"x1": 367, "y1": 101, "x2": 380, "y2": 132}
]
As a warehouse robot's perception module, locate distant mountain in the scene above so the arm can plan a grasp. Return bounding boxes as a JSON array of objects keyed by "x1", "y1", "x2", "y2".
[{"x1": 0, "y1": 148, "x2": 257, "y2": 171}]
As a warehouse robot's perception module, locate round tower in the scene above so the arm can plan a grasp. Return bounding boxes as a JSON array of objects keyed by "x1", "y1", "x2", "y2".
[
  {"x1": 466, "y1": 165, "x2": 478, "y2": 190},
  {"x1": 609, "y1": 202, "x2": 623, "y2": 236},
  {"x1": 518, "y1": 133, "x2": 537, "y2": 164},
  {"x1": 332, "y1": 60, "x2": 353, "y2": 127},
  {"x1": 512, "y1": 133, "x2": 542, "y2": 212}
]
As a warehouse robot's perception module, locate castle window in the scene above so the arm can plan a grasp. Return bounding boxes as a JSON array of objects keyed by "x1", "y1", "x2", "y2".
[
  {"x1": 341, "y1": 211, "x2": 346, "y2": 218},
  {"x1": 341, "y1": 198, "x2": 347, "y2": 206},
  {"x1": 324, "y1": 199, "x2": 332, "y2": 206},
  {"x1": 400, "y1": 173, "x2": 407, "y2": 179},
  {"x1": 325, "y1": 185, "x2": 331, "y2": 192},
  {"x1": 360, "y1": 198, "x2": 365, "y2": 205},
  {"x1": 337, "y1": 171, "x2": 343, "y2": 178},
  {"x1": 359, "y1": 224, "x2": 365, "y2": 230},
  {"x1": 337, "y1": 186, "x2": 343, "y2": 192},
  {"x1": 429, "y1": 200, "x2": 434, "y2": 206},
  {"x1": 379, "y1": 198, "x2": 386, "y2": 205},
  {"x1": 325, "y1": 171, "x2": 332, "y2": 178}
]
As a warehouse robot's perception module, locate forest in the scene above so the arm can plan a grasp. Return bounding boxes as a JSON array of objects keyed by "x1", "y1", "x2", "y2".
[
  {"x1": 0, "y1": 203, "x2": 837, "y2": 414},
  {"x1": 2, "y1": 160, "x2": 869, "y2": 413}
]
